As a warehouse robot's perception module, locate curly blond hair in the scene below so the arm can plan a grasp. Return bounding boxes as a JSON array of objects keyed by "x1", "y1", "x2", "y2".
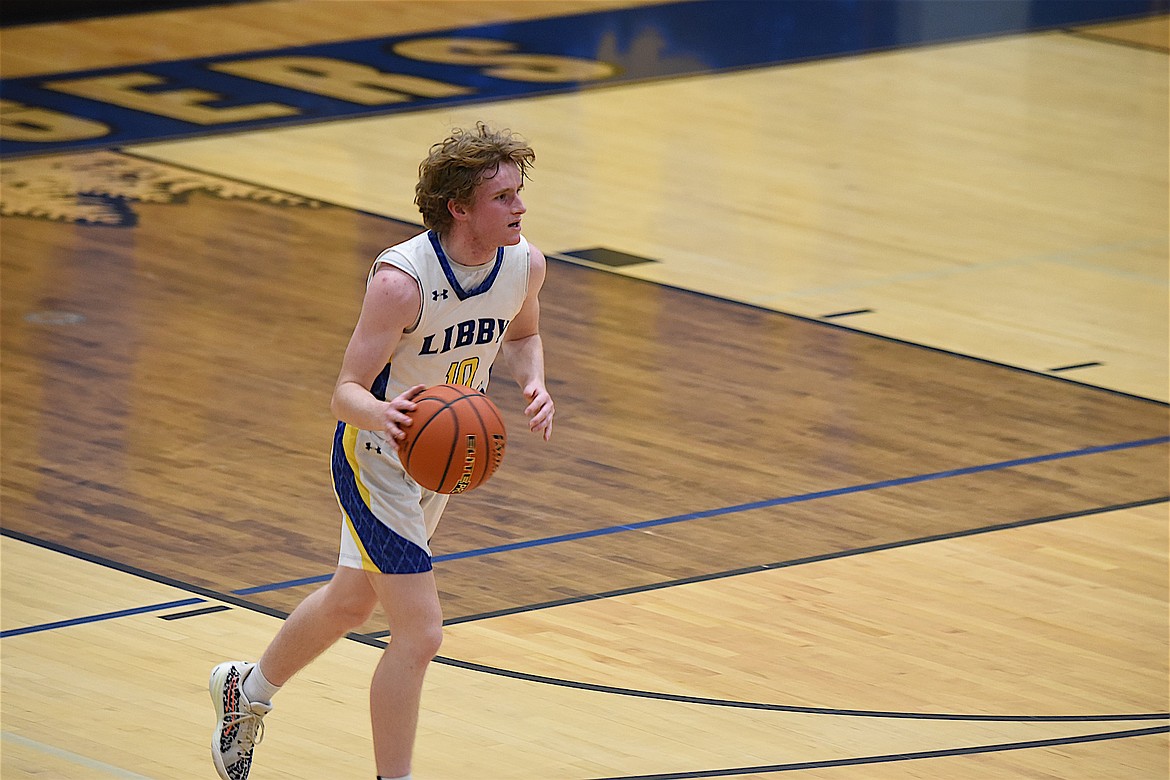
[{"x1": 414, "y1": 122, "x2": 535, "y2": 234}]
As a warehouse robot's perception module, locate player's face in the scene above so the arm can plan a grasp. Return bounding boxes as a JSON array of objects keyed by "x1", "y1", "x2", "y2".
[{"x1": 465, "y1": 161, "x2": 526, "y2": 247}]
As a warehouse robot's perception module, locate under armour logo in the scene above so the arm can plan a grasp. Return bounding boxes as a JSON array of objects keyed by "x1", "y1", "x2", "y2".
[{"x1": 432, "y1": 289, "x2": 449, "y2": 301}]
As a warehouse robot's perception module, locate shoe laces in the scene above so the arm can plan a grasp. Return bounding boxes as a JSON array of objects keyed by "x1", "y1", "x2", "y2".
[{"x1": 224, "y1": 703, "x2": 268, "y2": 750}]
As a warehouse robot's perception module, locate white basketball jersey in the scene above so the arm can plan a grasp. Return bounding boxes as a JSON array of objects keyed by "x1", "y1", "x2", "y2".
[{"x1": 367, "y1": 230, "x2": 530, "y2": 400}]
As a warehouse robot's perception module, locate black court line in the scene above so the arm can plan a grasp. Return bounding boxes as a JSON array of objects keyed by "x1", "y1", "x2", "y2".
[
  {"x1": 6, "y1": 524, "x2": 1162, "y2": 726},
  {"x1": 1050, "y1": 361, "x2": 1104, "y2": 372},
  {"x1": 540, "y1": 251, "x2": 1169, "y2": 408},
  {"x1": 0, "y1": 526, "x2": 291, "y2": 630},
  {"x1": 4, "y1": 491, "x2": 1167, "y2": 643},
  {"x1": 434, "y1": 495, "x2": 1170, "y2": 627},
  {"x1": 96, "y1": 147, "x2": 1170, "y2": 408},
  {"x1": 430, "y1": 654, "x2": 1169, "y2": 724},
  {"x1": 1053, "y1": 362, "x2": 1104, "y2": 371},
  {"x1": 10, "y1": 152, "x2": 1166, "y2": 620},
  {"x1": 159, "y1": 604, "x2": 232, "y2": 620},
  {"x1": 4, "y1": 515, "x2": 1163, "y2": 772},
  {"x1": 431, "y1": 437, "x2": 1169, "y2": 565},
  {"x1": 0, "y1": 596, "x2": 205, "y2": 638},
  {"x1": 105, "y1": 150, "x2": 1168, "y2": 409},
  {"x1": 820, "y1": 308, "x2": 874, "y2": 319},
  {"x1": 238, "y1": 439, "x2": 1170, "y2": 601},
  {"x1": 587, "y1": 725, "x2": 1170, "y2": 779}
]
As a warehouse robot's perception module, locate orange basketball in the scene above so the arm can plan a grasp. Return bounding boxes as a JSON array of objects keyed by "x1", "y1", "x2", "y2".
[{"x1": 398, "y1": 384, "x2": 507, "y2": 494}]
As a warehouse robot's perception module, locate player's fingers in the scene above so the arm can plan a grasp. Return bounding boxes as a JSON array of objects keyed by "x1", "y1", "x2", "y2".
[
  {"x1": 529, "y1": 405, "x2": 553, "y2": 432},
  {"x1": 394, "y1": 384, "x2": 427, "y2": 411}
]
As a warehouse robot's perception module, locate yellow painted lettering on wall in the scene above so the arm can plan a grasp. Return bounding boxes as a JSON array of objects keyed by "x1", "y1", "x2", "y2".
[
  {"x1": 393, "y1": 38, "x2": 619, "y2": 83},
  {"x1": 44, "y1": 73, "x2": 300, "y2": 125},
  {"x1": 210, "y1": 56, "x2": 473, "y2": 105},
  {"x1": 0, "y1": 99, "x2": 110, "y2": 142}
]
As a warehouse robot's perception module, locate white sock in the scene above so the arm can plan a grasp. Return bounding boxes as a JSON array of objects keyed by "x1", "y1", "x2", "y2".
[
  {"x1": 242, "y1": 663, "x2": 281, "y2": 705},
  {"x1": 378, "y1": 775, "x2": 411, "y2": 780}
]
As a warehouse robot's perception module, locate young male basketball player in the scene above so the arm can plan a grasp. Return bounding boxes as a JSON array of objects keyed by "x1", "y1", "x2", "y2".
[{"x1": 208, "y1": 122, "x2": 555, "y2": 780}]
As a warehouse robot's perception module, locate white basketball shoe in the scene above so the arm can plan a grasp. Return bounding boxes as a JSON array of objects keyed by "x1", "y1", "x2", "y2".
[{"x1": 209, "y1": 661, "x2": 272, "y2": 780}]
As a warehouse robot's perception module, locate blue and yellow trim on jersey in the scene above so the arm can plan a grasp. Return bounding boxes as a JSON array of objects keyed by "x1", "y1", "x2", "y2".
[
  {"x1": 331, "y1": 420, "x2": 433, "y2": 574},
  {"x1": 429, "y1": 231, "x2": 503, "y2": 300}
]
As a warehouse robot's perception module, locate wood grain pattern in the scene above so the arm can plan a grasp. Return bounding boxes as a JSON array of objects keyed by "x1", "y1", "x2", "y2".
[
  {"x1": 3, "y1": 528, "x2": 1165, "y2": 779},
  {"x1": 1, "y1": 3, "x2": 1166, "y2": 778},
  {"x1": 138, "y1": 28, "x2": 1168, "y2": 400},
  {"x1": 0, "y1": 0, "x2": 661, "y2": 77},
  {"x1": 1, "y1": 162, "x2": 1165, "y2": 627}
]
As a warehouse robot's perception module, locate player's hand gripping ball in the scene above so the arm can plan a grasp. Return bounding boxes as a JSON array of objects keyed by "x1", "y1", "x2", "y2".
[{"x1": 398, "y1": 384, "x2": 507, "y2": 494}]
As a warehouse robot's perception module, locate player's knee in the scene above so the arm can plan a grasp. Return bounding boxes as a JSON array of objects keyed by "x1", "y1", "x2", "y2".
[
  {"x1": 335, "y1": 598, "x2": 377, "y2": 631},
  {"x1": 415, "y1": 621, "x2": 444, "y2": 660},
  {"x1": 319, "y1": 583, "x2": 376, "y2": 629},
  {"x1": 395, "y1": 620, "x2": 443, "y2": 663}
]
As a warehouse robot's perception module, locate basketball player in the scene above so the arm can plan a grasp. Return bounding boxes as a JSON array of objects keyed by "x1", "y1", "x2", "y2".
[{"x1": 208, "y1": 123, "x2": 555, "y2": 780}]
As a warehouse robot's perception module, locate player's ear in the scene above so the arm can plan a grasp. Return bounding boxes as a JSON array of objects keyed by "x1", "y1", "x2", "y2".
[{"x1": 447, "y1": 199, "x2": 468, "y2": 222}]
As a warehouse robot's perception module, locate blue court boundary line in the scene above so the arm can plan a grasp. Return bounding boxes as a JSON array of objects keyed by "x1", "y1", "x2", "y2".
[
  {"x1": 436, "y1": 495, "x2": 1170, "y2": 627},
  {"x1": 4, "y1": 495, "x2": 1166, "y2": 646},
  {"x1": 240, "y1": 433, "x2": 1170, "y2": 600},
  {"x1": 0, "y1": 598, "x2": 203, "y2": 638},
  {"x1": 3, "y1": 435, "x2": 1166, "y2": 640},
  {"x1": 54, "y1": 433, "x2": 1170, "y2": 601},
  {"x1": 587, "y1": 725, "x2": 1170, "y2": 779},
  {"x1": 431, "y1": 435, "x2": 1170, "y2": 563},
  {"x1": 4, "y1": 502, "x2": 1168, "y2": 725},
  {"x1": 0, "y1": 528, "x2": 290, "y2": 639}
]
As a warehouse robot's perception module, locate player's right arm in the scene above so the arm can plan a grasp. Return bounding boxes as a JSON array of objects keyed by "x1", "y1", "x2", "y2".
[{"x1": 330, "y1": 265, "x2": 425, "y2": 442}]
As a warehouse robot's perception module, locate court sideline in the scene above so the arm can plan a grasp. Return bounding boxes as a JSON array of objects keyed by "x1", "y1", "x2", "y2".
[{"x1": 1, "y1": 2, "x2": 1167, "y2": 778}]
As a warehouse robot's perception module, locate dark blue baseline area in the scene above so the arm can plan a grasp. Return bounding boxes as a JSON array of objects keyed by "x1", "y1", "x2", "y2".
[
  {"x1": 0, "y1": 0, "x2": 263, "y2": 27},
  {"x1": 1, "y1": 0, "x2": 1164, "y2": 157}
]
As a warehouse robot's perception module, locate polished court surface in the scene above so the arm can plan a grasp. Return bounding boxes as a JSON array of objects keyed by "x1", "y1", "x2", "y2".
[{"x1": 1, "y1": 2, "x2": 1167, "y2": 778}]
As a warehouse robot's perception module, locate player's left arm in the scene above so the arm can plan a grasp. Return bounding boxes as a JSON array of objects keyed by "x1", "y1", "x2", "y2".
[{"x1": 501, "y1": 244, "x2": 554, "y2": 441}]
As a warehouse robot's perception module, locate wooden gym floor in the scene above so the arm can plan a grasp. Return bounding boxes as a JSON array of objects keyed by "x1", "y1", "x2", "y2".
[{"x1": 1, "y1": 2, "x2": 1167, "y2": 778}]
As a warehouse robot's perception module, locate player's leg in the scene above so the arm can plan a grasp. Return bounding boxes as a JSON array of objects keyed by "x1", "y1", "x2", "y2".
[
  {"x1": 366, "y1": 568, "x2": 444, "y2": 779},
  {"x1": 257, "y1": 564, "x2": 379, "y2": 685},
  {"x1": 209, "y1": 566, "x2": 378, "y2": 780}
]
